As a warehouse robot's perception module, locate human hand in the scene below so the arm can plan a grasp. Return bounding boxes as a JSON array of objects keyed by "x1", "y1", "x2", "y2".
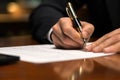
[
  {"x1": 51, "y1": 17, "x2": 94, "y2": 49},
  {"x1": 85, "y1": 28, "x2": 120, "y2": 53}
]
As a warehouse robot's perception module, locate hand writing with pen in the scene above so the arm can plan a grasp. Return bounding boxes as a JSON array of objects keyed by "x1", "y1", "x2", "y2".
[
  {"x1": 51, "y1": 2, "x2": 94, "y2": 49},
  {"x1": 51, "y1": 17, "x2": 94, "y2": 49},
  {"x1": 51, "y1": 2, "x2": 120, "y2": 54}
]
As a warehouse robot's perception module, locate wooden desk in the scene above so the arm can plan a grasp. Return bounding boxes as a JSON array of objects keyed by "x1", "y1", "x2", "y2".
[{"x1": 0, "y1": 35, "x2": 120, "y2": 80}]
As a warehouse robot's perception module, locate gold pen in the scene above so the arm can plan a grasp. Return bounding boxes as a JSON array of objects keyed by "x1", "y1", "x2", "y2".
[{"x1": 66, "y1": 2, "x2": 86, "y2": 47}]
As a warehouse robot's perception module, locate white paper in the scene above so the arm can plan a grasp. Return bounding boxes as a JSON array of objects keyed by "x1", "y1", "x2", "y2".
[{"x1": 0, "y1": 44, "x2": 114, "y2": 64}]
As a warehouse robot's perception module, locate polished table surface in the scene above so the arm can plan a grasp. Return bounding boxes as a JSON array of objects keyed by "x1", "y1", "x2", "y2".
[{"x1": 0, "y1": 35, "x2": 120, "y2": 80}]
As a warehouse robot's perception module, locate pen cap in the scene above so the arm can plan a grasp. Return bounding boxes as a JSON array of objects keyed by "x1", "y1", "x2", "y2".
[{"x1": 66, "y1": 2, "x2": 78, "y2": 19}]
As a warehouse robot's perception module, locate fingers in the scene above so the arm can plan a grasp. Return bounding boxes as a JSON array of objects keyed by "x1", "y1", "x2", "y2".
[
  {"x1": 92, "y1": 28, "x2": 120, "y2": 46},
  {"x1": 103, "y1": 42, "x2": 120, "y2": 53},
  {"x1": 81, "y1": 21, "x2": 94, "y2": 40},
  {"x1": 52, "y1": 33, "x2": 83, "y2": 49},
  {"x1": 52, "y1": 18, "x2": 83, "y2": 49},
  {"x1": 92, "y1": 34, "x2": 120, "y2": 53},
  {"x1": 85, "y1": 28, "x2": 120, "y2": 53},
  {"x1": 59, "y1": 18, "x2": 83, "y2": 44},
  {"x1": 51, "y1": 17, "x2": 94, "y2": 49}
]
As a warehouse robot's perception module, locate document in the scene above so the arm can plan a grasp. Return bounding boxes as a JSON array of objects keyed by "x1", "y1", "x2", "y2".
[{"x1": 0, "y1": 44, "x2": 114, "y2": 64}]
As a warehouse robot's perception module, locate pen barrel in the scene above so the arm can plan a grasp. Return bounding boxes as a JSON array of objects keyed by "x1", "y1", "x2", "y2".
[
  {"x1": 72, "y1": 18, "x2": 83, "y2": 32},
  {"x1": 72, "y1": 18, "x2": 87, "y2": 46}
]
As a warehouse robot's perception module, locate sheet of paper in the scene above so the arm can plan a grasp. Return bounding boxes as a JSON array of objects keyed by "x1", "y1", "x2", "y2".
[{"x1": 0, "y1": 44, "x2": 114, "y2": 64}]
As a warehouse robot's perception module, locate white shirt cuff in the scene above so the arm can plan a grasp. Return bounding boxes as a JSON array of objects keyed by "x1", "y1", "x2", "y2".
[{"x1": 47, "y1": 28, "x2": 53, "y2": 43}]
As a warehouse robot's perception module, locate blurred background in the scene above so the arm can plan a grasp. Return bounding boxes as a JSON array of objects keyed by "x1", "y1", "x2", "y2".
[{"x1": 0, "y1": 0, "x2": 42, "y2": 37}]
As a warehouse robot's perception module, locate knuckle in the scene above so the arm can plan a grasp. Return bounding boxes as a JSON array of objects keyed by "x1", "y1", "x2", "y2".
[
  {"x1": 59, "y1": 18, "x2": 64, "y2": 22},
  {"x1": 92, "y1": 42, "x2": 98, "y2": 47},
  {"x1": 91, "y1": 24, "x2": 95, "y2": 31},
  {"x1": 52, "y1": 25, "x2": 57, "y2": 31},
  {"x1": 52, "y1": 24, "x2": 58, "y2": 32},
  {"x1": 114, "y1": 28, "x2": 120, "y2": 33},
  {"x1": 117, "y1": 28, "x2": 120, "y2": 31},
  {"x1": 104, "y1": 33, "x2": 109, "y2": 38},
  {"x1": 111, "y1": 35, "x2": 120, "y2": 41},
  {"x1": 88, "y1": 23, "x2": 94, "y2": 31},
  {"x1": 88, "y1": 23, "x2": 93, "y2": 27},
  {"x1": 59, "y1": 18, "x2": 68, "y2": 23},
  {"x1": 59, "y1": 17, "x2": 71, "y2": 25}
]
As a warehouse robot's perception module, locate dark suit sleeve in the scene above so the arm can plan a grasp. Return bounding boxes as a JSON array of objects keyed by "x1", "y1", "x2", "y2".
[{"x1": 29, "y1": 0, "x2": 84, "y2": 44}]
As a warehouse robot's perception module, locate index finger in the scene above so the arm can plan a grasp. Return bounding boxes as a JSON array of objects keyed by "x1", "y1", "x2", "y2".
[
  {"x1": 59, "y1": 18, "x2": 83, "y2": 44},
  {"x1": 81, "y1": 21, "x2": 94, "y2": 39}
]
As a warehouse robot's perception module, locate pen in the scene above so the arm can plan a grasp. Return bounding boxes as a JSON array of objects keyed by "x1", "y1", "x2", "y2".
[{"x1": 66, "y1": 2, "x2": 86, "y2": 47}]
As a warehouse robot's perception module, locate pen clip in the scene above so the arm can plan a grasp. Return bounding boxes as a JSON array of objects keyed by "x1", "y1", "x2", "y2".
[
  {"x1": 66, "y1": 2, "x2": 77, "y2": 20},
  {"x1": 66, "y1": 6, "x2": 72, "y2": 19}
]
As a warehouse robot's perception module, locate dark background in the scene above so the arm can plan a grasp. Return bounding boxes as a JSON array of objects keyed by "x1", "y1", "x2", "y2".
[{"x1": 0, "y1": 0, "x2": 42, "y2": 37}]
